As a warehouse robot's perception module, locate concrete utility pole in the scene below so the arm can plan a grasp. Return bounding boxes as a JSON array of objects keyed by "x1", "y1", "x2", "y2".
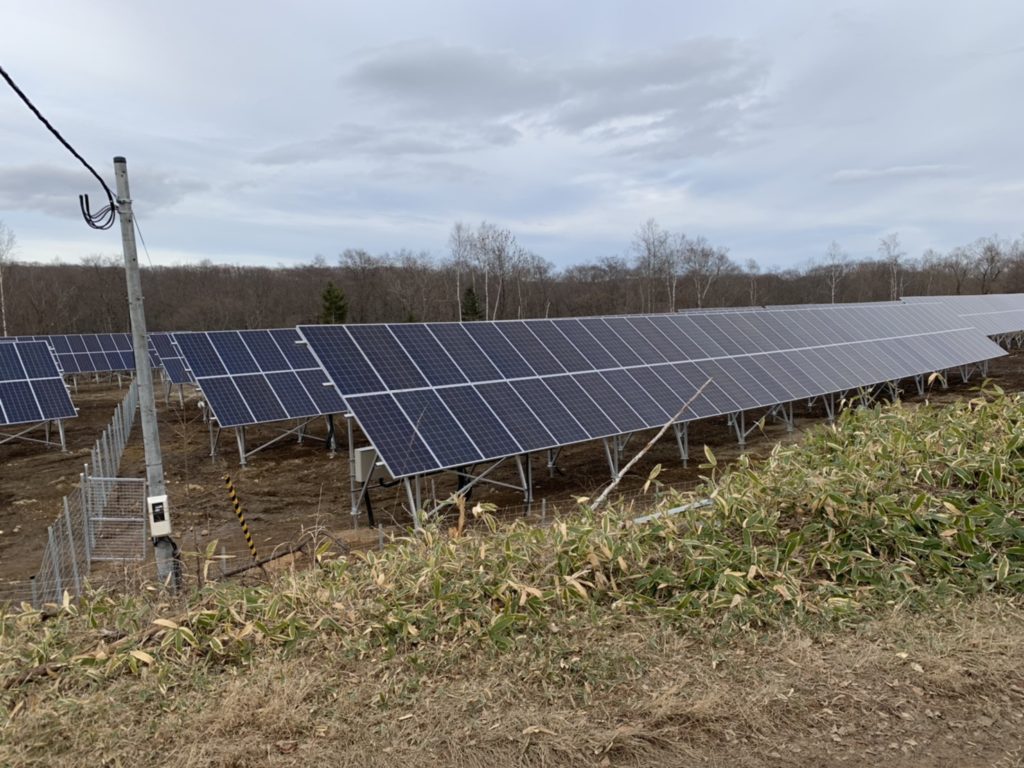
[{"x1": 114, "y1": 156, "x2": 178, "y2": 589}]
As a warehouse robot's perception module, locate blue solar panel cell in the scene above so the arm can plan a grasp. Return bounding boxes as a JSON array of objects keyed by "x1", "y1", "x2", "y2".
[
  {"x1": 657, "y1": 363, "x2": 723, "y2": 419},
  {"x1": 753, "y1": 354, "x2": 812, "y2": 399},
  {"x1": 175, "y1": 334, "x2": 228, "y2": 378},
  {"x1": 604, "y1": 317, "x2": 666, "y2": 364},
  {"x1": 494, "y1": 323, "x2": 566, "y2": 376},
  {"x1": 17, "y1": 343, "x2": 59, "y2": 379},
  {"x1": 571, "y1": 372, "x2": 646, "y2": 433},
  {"x1": 299, "y1": 326, "x2": 384, "y2": 395},
  {"x1": 691, "y1": 315, "x2": 745, "y2": 357},
  {"x1": 0, "y1": 381, "x2": 41, "y2": 423},
  {"x1": 394, "y1": 389, "x2": 482, "y2": 467},
  {"x1": 0, "y1": 344, "x2": 24, "y2": 380},
  {"x1": 576, "y1": 318, "x2": 644, "y2": 366},
  {"x1": 31, "y1": 379, "x2": 76, "y2": 419},
  {"x1": 50, "y1": 336, "x2": 72, "y2": 354},
  {"x1": 476, "y1": 382, "x2": 556, "y2": 452},
  {"x1": 543, "y1": 375, "x2": 618, "y2": 438},
  {"x1": 428, "y1": 324, "x2": 502, "y2": 382},
  {"x1": 668, "y1": 315, "x2": 728, "y2": 358},
  {"x1": 524, "y1": 320, "x2": 593, "y2": 372},
  {"x1": 645, "y1": 316, "x2": 698, "y2": 359},
  {"x1": 263, "y1": 371, "x2": 319, "y2": 418},
  {"x1": 209, "y1": 332, "x2": 259, "y2": 375},
  {"x1": 389, "y1": 325, "x2": 467, "y2": 386},
  {"x1": 600, "y1": 369, "x2": 671, "y2": 424},
  {"x1": 463, "y1": 324, "x2": 534, "y2": 378},
  {"x1": 162, "y1": 359, "x2": 190, "y2": 385},
  {"x1": 732, "y1": 356, "x2": 790, "y2": 404},
  {"x1": 347, "y1": 325, "x2": 428, "y2": 391},
  {"x1": 295, "y1": 368, "x2": 347, "y2": 414},
  {"x1": 511, "y1": 379, "x2": 588, "y2": 444},
  {"x1": 346, "y1": 393, "x2": 439, "y2": 476},
  {"x1": 553, "y1": 319, "x2": 618, "y2": 369},
  {"x1": 625, "y1": 317, "x2": 682, "y2": 361},
  {"x1": 270, "y1": 329, "x2": 318, "y2": 368},
  {"x1": 239, "y1": 330, "x2": 289, "y2": 371},
  {"x1": 196, "y1": 378, "x2": 253, "y2": 427},
  {"x1": 232, "y1": 374, "x2": 287, "y2": 423},
  {"x1": 436, "y1": 386, "x2": 522, "y2": 458}
]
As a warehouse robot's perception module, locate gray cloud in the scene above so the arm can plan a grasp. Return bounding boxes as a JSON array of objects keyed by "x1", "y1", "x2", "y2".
[
  {"x1": 343, "y1": 41, "x2": 564, "y2": 119},
  {"x1": 262, "y1": 38, "x2": 768, "y2": 167},
  {"x1": 0, "y1": 164, "x2": 207, "y2": 218},
  {"x1": 830, "y1": 164, "x2": 964, "y2": 183},
  {"x1": 256, "y1": 121, "x2": 520, "y2": 165}
]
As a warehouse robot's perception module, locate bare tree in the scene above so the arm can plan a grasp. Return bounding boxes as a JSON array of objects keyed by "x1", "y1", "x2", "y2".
[
  {"x1": 0, "y1": 222, "x2": 15, "y2": 336},
  {"x1": 878, "y1": 233, "x2": 905, "y2": 300},
  {"x1": 631, "y1": 219, "x2": 676, "y2": 312},
  {"x1": 682, "y1": 236, "x2": 733, "y2": 308},
  {"x1": 974, "y1": 236, "x2": 1005, "y2": 294},
  {"x1": 448, "y1": 222, "x2": 474, "y2": 321},
  {"x1": 822, "y1": 240, "x2": 849, "y2": 303},
  {"x1": 936, "y1": 247, "x2": 972, "y2": 294},
  {"x1": 744, "y1": 258, "x2": 760, "y2": 305}
]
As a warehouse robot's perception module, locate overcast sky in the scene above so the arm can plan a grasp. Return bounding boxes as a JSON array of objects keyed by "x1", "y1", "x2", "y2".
[{"x1": 2, "y1": 1, "x2": 1023, "y2": 271}]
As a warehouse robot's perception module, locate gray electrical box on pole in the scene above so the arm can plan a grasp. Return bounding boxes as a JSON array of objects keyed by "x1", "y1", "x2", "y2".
[{"x1": 113, "y1": 156, "x2": 179, "y2": 589}]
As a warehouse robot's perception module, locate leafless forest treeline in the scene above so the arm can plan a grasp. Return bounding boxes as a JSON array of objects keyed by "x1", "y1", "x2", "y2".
[{"x1": 1, "y1": 220, "x2": 1022, "y2": 334}]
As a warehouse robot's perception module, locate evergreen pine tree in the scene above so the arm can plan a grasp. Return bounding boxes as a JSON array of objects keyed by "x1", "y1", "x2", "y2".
[
  {"x1": 320, "y1": 281, "x2": 348, "y2": 324},
  {"x1": 460, "y1": 285, "x2": 483, "y2": 321}
]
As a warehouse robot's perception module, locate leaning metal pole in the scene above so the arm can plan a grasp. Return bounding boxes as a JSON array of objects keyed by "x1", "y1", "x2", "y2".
[{"x1": 114, "y1": 156, "x2": 178, "y2": 590}]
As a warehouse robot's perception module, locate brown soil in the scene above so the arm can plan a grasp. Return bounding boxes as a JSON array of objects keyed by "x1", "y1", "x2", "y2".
[{"x1": 3, "y1": 353, "x2": 1024, "y2": 593}]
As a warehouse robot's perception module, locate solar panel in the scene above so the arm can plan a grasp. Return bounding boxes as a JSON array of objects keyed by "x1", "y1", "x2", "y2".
[
  {"x1": 903, "y1": 294, "x2": 1024, "y2": 336},
  {"x1": 174, "y1": 328, "x2": 345, "y2": 428},
  {"x1": 298, "y1": 304, "x2": 1005, "y2": 479},
  {"x1": 150, "y1": 333, "x2": 193, "y2": 384},
  {"x1": 0, "y1": 341, "x2": 76, "y2": 426}
]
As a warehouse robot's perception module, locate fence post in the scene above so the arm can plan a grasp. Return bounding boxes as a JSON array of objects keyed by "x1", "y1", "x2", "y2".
[
  {"x1": 81, "y1": 484, "x2": 92, "y2": 567},
  {"x1": 48, "y1": 526, "x2": 62, "y2": 602},
  {"x1": 64, "y1": 497, "x2": 81, "y2": 598}
]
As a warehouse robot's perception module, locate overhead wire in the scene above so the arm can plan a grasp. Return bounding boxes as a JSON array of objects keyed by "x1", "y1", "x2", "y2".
[
  {"x1": 0, "y1": 63, "x2": 116, "y2": 230},
  {"x1": 133, "y1": 213, "x2": 155, "y2": 269}
]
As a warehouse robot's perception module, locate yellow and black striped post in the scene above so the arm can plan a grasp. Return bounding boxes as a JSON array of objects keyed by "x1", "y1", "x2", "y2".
[{"x1": 223, "y1": 474, "x2": 257, "y2": 561}]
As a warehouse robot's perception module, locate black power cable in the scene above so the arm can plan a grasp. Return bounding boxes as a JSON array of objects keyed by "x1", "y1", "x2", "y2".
[{"x1": 0, "y1": 63, "x2": 116, "y2": 230}]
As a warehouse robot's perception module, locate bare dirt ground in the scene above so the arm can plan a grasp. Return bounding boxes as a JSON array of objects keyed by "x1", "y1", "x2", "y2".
[{"x1": 2, "y1": 352, "x2": 1023, "y2": 592}]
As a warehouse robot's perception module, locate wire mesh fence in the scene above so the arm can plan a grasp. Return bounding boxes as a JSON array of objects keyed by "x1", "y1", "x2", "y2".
[{"x1": 1, "y1": 381, "x2": 148, "y2": 607}]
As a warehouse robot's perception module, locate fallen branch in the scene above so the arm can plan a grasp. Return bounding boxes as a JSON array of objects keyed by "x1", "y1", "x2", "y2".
[{"x1": 591, "y1": 378, "x2": 712, "y2": 512}]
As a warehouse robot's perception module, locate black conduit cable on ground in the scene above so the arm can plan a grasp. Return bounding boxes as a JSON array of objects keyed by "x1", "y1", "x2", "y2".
[{"x1": 0, "y1": 63, "x2": 116, "y2": 230}]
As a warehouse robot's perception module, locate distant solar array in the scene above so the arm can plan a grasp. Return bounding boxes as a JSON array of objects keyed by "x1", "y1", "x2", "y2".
[
  {"x1": 0, "y1": 333, "x2": 136, "y2": 373},
  {"x1": 299, "y1": 304, "x2": 1004, "y2": 478},
  {"x1": 903, "y1": 294, "x2": 1024, "y2": 337},
  {"x1": 174, "y1": 329, "x2": 346, "y2": 428},
  {"x1": 0, "y1": 341, "x2": 77, "y2": 426}
]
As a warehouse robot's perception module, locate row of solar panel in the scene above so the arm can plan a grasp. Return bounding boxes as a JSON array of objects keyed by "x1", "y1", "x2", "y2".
[
  {"x1": 173, "y1": 329, "x2": 345, "y2": 427},
  {"x1": 0, "y1": 332, "x2": 196, "y2": 383},
  {"x1": 298, "y1": 303, "x2": 963, "y2": 397},
  {"x1": 903, "y1": 294, "x2": 1024, "y2": 337},
  {"x1": 336, "y1": 330, "x2": 996, "y2": 477},
  {"x1": 0, "y1": 333, "x2": 137, "y2": 374},
  {"x1": 0, "y1": 341, "x2": 77, "y2": 426}
]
